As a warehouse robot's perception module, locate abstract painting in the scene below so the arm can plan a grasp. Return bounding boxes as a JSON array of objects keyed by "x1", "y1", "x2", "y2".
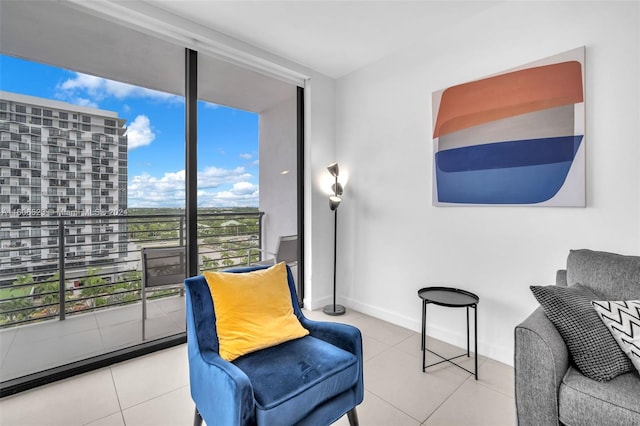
[{"x1": 432, "y1": 47, "x2": 585, "y2": 206}]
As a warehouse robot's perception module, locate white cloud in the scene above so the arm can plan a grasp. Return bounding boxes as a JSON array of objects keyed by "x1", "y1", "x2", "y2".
[
  {"x1": 239, "y1": 153, "x2": 252, "y2": 160},
  {"x1": 72, "y1": 97, "x2": 99, "y2": 108},
  {"x1": 126, "y1": 115, "x2": 155, "y2": 150},
  {"x1": 198, "y1": 182, "x2": 259, "y2": 208},
  {"x1": 127, "y1": 168, "x2": 258, "y2": 208},
  {"x1": 198, "y1": 166, "x2": 252, "y2": 188},
  {"x1": 56, "y1": 72, "x2": 182, "y2": 105}
]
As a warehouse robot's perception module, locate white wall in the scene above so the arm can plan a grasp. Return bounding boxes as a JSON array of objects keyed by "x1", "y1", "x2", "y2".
[
  {"x1": 334, "y1": 1, "x2": 640, "y2": 364},
  {"x1": 259, "y1": 94, "x2": 298, "y2": 255},
  {"x1": 303, "y1": 75, "x2": 338, "y2": 309}
]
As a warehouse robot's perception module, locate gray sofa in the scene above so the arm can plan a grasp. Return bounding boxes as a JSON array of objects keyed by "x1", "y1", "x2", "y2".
[{"x1": 514, "y1": 249, "x2": 640, "y2": 425}]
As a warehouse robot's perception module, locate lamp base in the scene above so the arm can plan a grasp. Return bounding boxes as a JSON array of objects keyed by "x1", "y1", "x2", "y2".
[{"x1": 323, "y1": 304, "x2": 346, "y2": 316}]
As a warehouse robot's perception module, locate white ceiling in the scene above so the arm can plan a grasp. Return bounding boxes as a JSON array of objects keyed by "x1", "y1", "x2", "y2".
[{"x1": 145, "y1": 1, "x2": 502, "y2": 79}]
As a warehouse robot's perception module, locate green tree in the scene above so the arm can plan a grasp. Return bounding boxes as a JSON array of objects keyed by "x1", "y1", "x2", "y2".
[
  {"x1": 78, "y1": 267, "x2": 106, "y2": 308},
  {"x1": 32, "y1": 272, "x2": 61, "y2": 318},
  {"x1": 202, "y1": 256, "x2": 219, "y2": 271}
]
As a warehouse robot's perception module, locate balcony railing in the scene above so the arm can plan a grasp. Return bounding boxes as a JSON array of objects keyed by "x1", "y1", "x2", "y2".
[{"x1": 0, "y1": 211, "x2": 264, "y2": 328}]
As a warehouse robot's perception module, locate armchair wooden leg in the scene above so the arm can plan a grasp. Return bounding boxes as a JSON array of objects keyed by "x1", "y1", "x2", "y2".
[
  {"x1": 193, "y1": 407, "x2": 203, "y2": 426},
  {"x1": 347, "y1": 407, "x2": 359, "y2": 426}
]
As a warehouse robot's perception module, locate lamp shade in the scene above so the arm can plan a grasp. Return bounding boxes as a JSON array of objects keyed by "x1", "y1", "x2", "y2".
[
  {"x1": 329, "y1": 195, "x2": 341, "y2": 211},
  {"x1": 327, "y1": 162, "x2": 340, "y2": 177}
]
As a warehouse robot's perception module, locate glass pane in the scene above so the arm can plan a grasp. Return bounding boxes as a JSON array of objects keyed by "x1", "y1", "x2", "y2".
[
  {"x1": 196, "y1": 100, "x2": 260, "y2": 271},
  {"x1": 0, "y1": 54, "x2": 185, "y2": 383},
  {"x1": 197, "y1": 53, "x2": 298, "y2": 276}
]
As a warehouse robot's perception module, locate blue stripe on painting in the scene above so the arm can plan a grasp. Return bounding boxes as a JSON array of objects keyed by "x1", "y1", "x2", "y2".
[
  {"x1": 435, "y1": 161, "x2": 574, "y2": 204},
  {"x1": 435, "y1": 135, "x2": 583, "y2": 172}
]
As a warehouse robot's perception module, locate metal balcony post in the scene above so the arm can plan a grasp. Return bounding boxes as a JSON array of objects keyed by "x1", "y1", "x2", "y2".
[
  {"x1": 58, "y1": 218, "x2": 66, "y2": 320},
  {"x1": 258, "y1": 213, "x2": 264, "y2": 251},
  {"x1": 179, "y1": 216, "x2": 184, "y2": 247}
]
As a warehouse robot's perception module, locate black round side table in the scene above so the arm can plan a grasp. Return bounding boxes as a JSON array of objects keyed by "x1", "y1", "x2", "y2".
[{"x1": 418, "y1": 286, "x2": 479, "y2": 380}]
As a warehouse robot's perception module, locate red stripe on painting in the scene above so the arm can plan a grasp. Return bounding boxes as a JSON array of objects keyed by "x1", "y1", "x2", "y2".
[{"x1": 433, "y1": 61, "x2": 583, "y2": 138}]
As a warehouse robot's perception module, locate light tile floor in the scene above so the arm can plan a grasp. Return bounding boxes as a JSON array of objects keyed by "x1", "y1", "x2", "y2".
[{"x1": 0, "y1": 309, "x2": 516, "y2": 426}]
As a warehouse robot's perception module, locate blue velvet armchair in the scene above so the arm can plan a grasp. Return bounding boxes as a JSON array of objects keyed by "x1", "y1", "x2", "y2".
[{"x1": 185, "y1": 265, "x2": 364, "y2": 426}]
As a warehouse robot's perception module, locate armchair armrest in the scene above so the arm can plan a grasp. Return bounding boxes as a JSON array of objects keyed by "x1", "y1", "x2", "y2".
[
  {"x1": 188, "y1": 349, "x2": 255, "y2": 426},
  {"x1": 514, "y1": 306, "x2": 569, "y2": 426},
  {"x1": 556, "y1": 269, "x2": 567, "y2": 286},
  {"x1": 301, "y1": 318, "x2": 361, "y2": 355},
  {"x1": 300, "y1": 318, "x2": 364, "y2": 403}
]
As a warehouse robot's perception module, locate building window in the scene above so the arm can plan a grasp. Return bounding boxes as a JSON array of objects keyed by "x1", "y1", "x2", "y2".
[
  {"x1": 15, "y1": 105, "x2": 26, "y2": 113},
  {"x1": 59, "y1": 121, "x2": 68, "y2": 128},
  {"x1": 43, "y1": 109, "x2": 53, "y2": 117},
  {"x1": 82, "y1": 115, "x2": 91, "y2": 123},
  {"x1": 31, "y1": 107, "x2": 41, "y2": 115},
  {"x1": 31, "y1": 117, "x2": 41, "y2": 125},
  {"x1": 15, "y1": 115, "x2": 26, "y2": 123},
  {"x1": 43, "y1": 118, "x2": 53, "y2": 126},
  {"x1": 81, "y1": 124, "x2": 91, "y2": 131},
  {"x1": 59, "y1": 112, "x2": 68, "y2": 119}
]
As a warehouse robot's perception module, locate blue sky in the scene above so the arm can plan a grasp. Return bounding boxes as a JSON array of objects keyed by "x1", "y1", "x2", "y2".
[{"x1": 0, "y1": 54, "x2": 259, "y2": 208}]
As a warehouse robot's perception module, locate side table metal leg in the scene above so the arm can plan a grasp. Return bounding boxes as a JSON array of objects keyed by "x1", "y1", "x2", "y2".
[
  {"x1": 422, "y1": 301, "x2": 427, "y2": 372},
  {"x1": 421, "y1": 300, "x2": 426, "y2": 350},
  {"x1": 474, "y1": 305, "x2": 478, "y2": 380},
  {"x1": 466, "y1": 306, "x2": 470, "y2": 357}
]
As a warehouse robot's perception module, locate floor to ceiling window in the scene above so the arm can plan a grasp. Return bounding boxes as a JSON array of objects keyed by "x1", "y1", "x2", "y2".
[{"x1": 0, "y1": 0, "x2": 301, "y2": 395}]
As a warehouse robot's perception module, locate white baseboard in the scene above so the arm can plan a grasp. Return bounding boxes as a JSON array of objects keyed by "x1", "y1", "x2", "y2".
[{"x1": 344, "y1": 297, "x2": 514, "y2": 367}]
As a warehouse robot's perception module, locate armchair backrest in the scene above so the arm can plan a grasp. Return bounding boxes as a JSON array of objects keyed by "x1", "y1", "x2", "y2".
[{"x1": 184, "y1": 264, "x2": 302, "y2": 357}]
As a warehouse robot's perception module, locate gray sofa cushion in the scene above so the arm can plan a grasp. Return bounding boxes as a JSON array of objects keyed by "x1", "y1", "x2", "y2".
[
  {"x1": 559, "y1": 366, "x2": 640, "y2": 426},
  {"x1": 530, "y1": 284, "x2": 633, "y2": 381},
  {"x1": 566, "y1": 249, "x2": 640, "y2": 300}
]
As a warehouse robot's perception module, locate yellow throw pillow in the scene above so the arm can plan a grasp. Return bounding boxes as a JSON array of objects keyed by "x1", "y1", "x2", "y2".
[{"x1": 204, "y1": 262, "x2": 309, "y2": 361}]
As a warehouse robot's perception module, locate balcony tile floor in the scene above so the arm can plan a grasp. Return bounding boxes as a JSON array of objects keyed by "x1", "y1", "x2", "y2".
[
  {"x1": 0, "y1": 308, "x2": 516, "y2": 425},
  {"x1": 1, "y1": 296, "x2": 186, "y2": 382}
]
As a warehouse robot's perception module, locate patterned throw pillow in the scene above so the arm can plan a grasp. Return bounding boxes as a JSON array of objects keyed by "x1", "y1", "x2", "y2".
[
  {"x1": 592, "y1": 300, "x2": 640, "y2": 374},
  {"x1": 530, "y1": 284, "x2": 634, "y2": 381}
]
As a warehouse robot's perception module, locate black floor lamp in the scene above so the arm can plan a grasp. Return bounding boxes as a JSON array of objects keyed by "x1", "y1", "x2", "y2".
[{"x1": 323, "y1": 162, "x2": 346, "y2": 316}]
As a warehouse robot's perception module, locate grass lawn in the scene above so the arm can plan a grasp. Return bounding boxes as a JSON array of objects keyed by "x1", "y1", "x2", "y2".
[{"x1": 0, "y1": 285, "x2": 33, "y2": 299}]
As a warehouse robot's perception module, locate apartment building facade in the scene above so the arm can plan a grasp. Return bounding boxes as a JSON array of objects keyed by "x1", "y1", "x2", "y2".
[{"x1": 0, "y1": 91, "x2": 127, "y2": 278}]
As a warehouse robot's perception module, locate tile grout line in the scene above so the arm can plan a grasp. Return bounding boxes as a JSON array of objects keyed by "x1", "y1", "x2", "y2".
[
  {"x1": 108, "y1": 367, "x2": 127, "y2": 426},
  {"x1": 420, "y1": 370, "x2": 471, "y2": 425}
]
